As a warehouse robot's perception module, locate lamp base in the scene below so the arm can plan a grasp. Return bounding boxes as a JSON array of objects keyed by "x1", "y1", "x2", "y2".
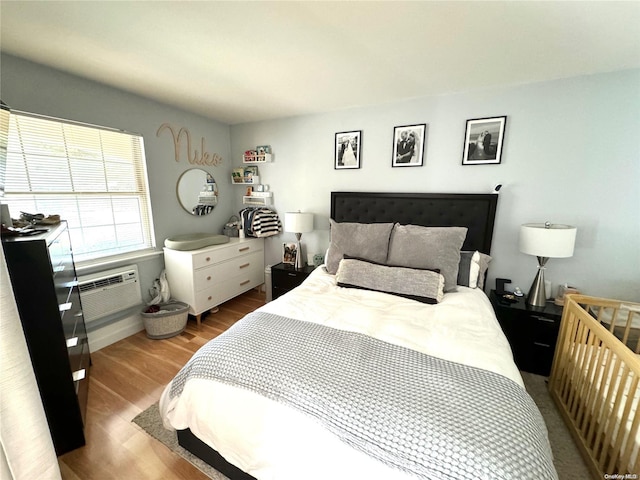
[
  {"x1": 526, "y1": 257, "x2": 548, "y2": 307},
  {"x1": 295, "y1": 240, "x2": 304, "y2": 269}
]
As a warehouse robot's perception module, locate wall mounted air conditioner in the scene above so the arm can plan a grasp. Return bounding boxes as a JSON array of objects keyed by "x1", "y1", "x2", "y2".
[{"x1": 78, "y1": 265, "x2": 142, "y2": 323}]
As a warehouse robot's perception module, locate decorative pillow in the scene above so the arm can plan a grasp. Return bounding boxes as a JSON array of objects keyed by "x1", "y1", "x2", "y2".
[
  {"x1": 457, "y1": 251, "x2": 492, "y2": 288},
  {"x1": 386, "y1": 224, "x2": 467, "y2": 292},
  {"x1": 325, "y1": 220, "x2": 394, "y2": 275},
  {"x1": 476, "y1": 252, "x2": 492, "y2": 289},
  {"x1": 457, "y1": 251, "x2": 481, "y2": 287},
  {"x1": 336, "y1": 257, "x2": 444, "y2": 304}
]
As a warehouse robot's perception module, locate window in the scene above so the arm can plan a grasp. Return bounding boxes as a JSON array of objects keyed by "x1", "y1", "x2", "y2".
[{"x1": 4, "y1": 111, "x2": 155, "y2": 262}]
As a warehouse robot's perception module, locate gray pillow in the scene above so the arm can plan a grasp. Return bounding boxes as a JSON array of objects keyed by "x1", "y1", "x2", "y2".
[
  {"x1": 386, "y1": 224, "x2": 467, "y2": 292},
  {"x1": 336, "y1": 257, "x2": 444, "y2": 304},
  {"x1": 326, "y1": 220, "x2": 394, "y2": 274}
]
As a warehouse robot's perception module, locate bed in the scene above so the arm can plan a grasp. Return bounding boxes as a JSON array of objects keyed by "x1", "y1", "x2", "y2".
[
  {"x1": 548, "y1": 294, "x2": 640, "y2": 478},
  {"x1": 159, "y1": 191, "x2": 558, "y2": 480}
]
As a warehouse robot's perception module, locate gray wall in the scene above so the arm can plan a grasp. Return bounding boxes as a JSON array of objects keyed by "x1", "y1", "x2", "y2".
[
  {"x1": 230, "y1": 70, "x2": 640, "y2": 301},
  {"x1": 2, "y1": 53, "x2": 638, "y2": 301},
  {"x1": 0, "y1": 54, "x2": 234, "y2": 300}
]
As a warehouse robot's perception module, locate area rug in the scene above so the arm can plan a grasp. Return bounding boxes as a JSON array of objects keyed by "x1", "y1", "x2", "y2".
[
  {"x1": 132, "y1": 403, "x2": 228, "y2": 479},
  {"x1": 133, "y1": 373, "x2": 590, "y2": 480}
]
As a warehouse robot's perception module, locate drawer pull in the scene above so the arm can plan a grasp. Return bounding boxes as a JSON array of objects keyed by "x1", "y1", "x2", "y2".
[
  {"x1": 239, "y1": 247, "x2": 250, "y2": 252},
  {"x1": 532, "y1": 315, "x2": 555, "y2": 323},
  {"x1": 239, "y1": 263, "x2": 250, "y2": 269},
  {"x1": 53, "y1": 265, "x2": 65, "y2": 273},
  {"x1": 533, "y1": 342, "x2": 551, "y2": 348},
  {"x1": 206, "y1": 275, "x2": 212, "y2": 281},
  {"x1": 205, "y1": 256, "x2": 211, "y2": 262},
  {"x1": 287, "y1": 273, "x2": 297, "y2": 277},
  {"x1": 74, "y1": 312, "x2": 83, "y2": 317},
  {"x1": 72, "y1": 369, "x2": 86, "y2": 382},
  {"x1": 207, "y1": 295, "x2": 212, "y2": 301},
  {"x1": 66, "y1": 337, "x2": 79, "y2": 348},
  {"x1": 240, "y1": 280, "x2": 250, "y2": 286},
  {"x1": 59, "y1": 302, "x2": 72, "y2": 312}
]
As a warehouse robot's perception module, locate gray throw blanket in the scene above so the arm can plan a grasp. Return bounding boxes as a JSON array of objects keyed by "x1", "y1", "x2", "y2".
[{"x1": 169, "y1": 312, "x2": 558, "y2": 480}]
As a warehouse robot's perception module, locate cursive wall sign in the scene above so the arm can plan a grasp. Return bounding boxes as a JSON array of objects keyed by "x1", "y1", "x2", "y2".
[{"x1": 156, "y1": 123, "x2": 223, "y2": 166}]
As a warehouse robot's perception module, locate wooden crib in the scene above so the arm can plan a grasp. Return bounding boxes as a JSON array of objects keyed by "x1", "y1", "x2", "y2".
[{"x1": 549, "y1": 294, "x2": 640, "y2": 479}]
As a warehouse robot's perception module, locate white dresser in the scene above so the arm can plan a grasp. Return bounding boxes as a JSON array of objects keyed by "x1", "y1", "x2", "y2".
[{"x1": 163, "y1": 237, "x2": 264, "y2": 326}]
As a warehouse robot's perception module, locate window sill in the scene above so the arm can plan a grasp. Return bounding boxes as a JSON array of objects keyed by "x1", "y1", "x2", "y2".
[{"x1": 75, "y1": 248, "x2": 163, "y2": 274}]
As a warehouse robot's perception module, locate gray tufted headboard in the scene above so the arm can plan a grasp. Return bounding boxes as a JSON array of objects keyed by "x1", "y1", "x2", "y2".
[{"x1": 330, "y1": 192, "x2": 498, "y2": 254}]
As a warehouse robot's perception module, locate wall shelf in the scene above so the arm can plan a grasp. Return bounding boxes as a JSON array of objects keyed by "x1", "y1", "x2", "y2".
[
  {"x1": 242, "y1": 195, "x2": 272, "y2": 206},
  {"x1": 243, "y1": 153, "x2": 272, "y2": 164},
  {"x1": 231, "y1": 175, "x2": 260, "y2": 185}
]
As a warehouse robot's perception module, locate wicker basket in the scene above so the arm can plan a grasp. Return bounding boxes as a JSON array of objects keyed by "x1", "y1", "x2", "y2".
[{"x1": 141, "y1": 301, "x2": 189, "y2": 339}]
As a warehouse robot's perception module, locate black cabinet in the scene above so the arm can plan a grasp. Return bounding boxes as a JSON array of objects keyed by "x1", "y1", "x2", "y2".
[
  {"x1": 2, "y1": 222, "x2": 90, "y2": 455},
  {"x1": 489, "y1": 290, "x2": 563, "y2": 376},
  {"x1": 271, "y1": 262, "x2": 315, "y2": 300}
]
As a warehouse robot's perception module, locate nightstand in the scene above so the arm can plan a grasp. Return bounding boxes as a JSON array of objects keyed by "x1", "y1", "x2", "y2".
[
  {"x1": 489, "y1": 290, "x2": 564, "y2": 376},
  {"x1": 271, "y1": 262, "x2": 316, "y2": 300}
]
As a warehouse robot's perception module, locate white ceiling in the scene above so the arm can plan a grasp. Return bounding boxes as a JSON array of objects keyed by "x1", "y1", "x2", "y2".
[{"x1": 1, "y1": 1, "x2": 639, "y2": 125}]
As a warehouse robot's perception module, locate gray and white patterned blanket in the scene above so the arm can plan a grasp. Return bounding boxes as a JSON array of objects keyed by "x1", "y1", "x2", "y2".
[{"x1": 169, "y1": 312, "x2": 558, "y2": 480}]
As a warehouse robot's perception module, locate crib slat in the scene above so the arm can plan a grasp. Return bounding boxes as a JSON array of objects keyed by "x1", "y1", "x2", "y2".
[
  {"x1": 576, "y1": 336, "x2": 603, "y2": 433},
  {"x1": 558, "y1": 311, "x2": 580, "y2": 400},
  {"x1": 568, "y1": 321, "x2": 591, "y2": 414},
  {"x1": 586, "y1": 351, "x2": 616, "y2": 450},
  {"x1": 607, "y1": 367, "x2": 637, "y2": 473},
  {"x1": 596, "y1": 356, "x2": 623, "y2": 469},
  {"x1": 618, "y1": 372, "x2": 640, "y2": 472}
]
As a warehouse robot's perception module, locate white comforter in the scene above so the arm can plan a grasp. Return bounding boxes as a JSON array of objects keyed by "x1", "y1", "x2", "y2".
[{"x1": 159, "y1": 266, "x2": 524, "y2": 480}]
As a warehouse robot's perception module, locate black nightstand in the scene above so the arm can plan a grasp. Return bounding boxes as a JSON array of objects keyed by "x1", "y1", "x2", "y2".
[
  {"x1": 489, "y1": 290, "x2": 564, "y2": 376},
  {"x1": 271, "y1": 262, "x2": 316, "y2": 300}
]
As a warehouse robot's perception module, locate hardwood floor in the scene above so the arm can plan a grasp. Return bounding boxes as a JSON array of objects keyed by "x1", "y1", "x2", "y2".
[{"x1": 58, "y1": 289, "x2": 266, "y2": 480}]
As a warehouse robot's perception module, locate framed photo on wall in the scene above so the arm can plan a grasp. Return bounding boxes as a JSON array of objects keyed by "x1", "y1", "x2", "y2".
[
  {"x1": 282, "y1": 242, "x2": 298, "y2": 266},
  {"x1": 335, "y1": 130, "x2": 362, "y2": 169},
  {"x1": 462, "y1": 116, "x2": 507, "y2": 165},
  {"x1": 392, "y1": 124, "x2": 426, "y2": 167}
]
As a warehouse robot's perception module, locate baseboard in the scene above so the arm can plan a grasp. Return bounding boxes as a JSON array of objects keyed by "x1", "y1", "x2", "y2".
[{"x1": 87, "y1": 312, "x2": 144, "y2": 352}]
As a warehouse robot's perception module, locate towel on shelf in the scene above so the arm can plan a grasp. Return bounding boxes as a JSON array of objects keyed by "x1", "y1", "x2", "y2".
[{"x1": 239, "y1": 207, "x2": 282, "y2": 238}]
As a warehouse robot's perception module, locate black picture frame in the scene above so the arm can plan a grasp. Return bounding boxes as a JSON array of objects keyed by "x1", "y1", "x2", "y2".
[
  {"x1": 334, "y1": 131, "x2": 362, "y2": 169},
  {"x1": 392, "y1": 124, "x2": 426, "y2": 167},
  {"x1": 462, "y1": 116, "x2": 507, "y2": 165}
]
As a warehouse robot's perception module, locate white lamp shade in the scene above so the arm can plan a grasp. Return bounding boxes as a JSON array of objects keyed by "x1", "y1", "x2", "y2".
[
  {"x1": 284, "y1": 212, "x2": 314, "y2": 234},
  {"x1": 519, "y1": 223, "x2": 577, "y2": 258}
]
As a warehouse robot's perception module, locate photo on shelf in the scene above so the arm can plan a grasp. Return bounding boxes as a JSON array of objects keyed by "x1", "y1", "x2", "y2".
[
  {"x1": 244, "y1": 166, "x2": 258, "y2": 182},
  {"x1": 256, "y1": 145, "x2": 271, "y2": 155}
]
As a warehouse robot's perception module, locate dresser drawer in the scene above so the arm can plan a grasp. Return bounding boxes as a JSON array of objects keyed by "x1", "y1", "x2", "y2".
[
  {"x1": 55, "y1": 270, "x2": 77, "y2": 307},
  {"x1": 193, "y1": 240, "x2": 263, "y2": 270},
  {"x1": 528, "y1": 313, "x2": 560, "y2": 347},
  {"x1": 68, "y1": 336, "x2": 89, "y2": 374},
  {"x1": 272, "y1": 269, "x2": 307, "y2": 290},
  {"x1": 48, "y1": 229, "x2": 72, "y2": 271},
  {"x1": 195, "y1": 264, "x2": 264, "y2": 310},
  {"x1": 194, "y1": 251, "x2": 263, "y2": 291},
  {"x1": 61, "y1": 289, "x2": 85, "y2": 339}
]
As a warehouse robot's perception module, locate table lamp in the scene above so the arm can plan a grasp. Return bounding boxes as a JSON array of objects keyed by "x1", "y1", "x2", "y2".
[
  {"x1": 284, "y1": 211, "x2": 314, "y2": 269},
  {"x1": 519, "y1": 222, "x2": 577, "y2": 307}
]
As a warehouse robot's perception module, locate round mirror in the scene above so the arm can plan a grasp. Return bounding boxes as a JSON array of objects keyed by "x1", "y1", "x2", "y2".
[{"x1": 176, "y1": 168, "x2": 218, "y2": 216}]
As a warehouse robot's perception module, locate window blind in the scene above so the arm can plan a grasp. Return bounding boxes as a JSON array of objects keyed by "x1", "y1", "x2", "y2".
[{"x1": 4, "y1": 111, "x2": 155, "y2": 261}]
